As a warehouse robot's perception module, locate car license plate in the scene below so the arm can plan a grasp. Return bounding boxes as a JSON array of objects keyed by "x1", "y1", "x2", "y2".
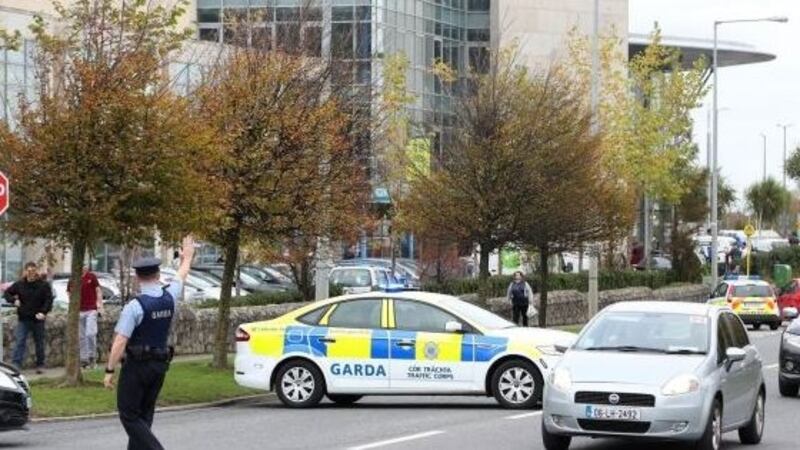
[{"x1": 584, "y1": 405, "x2": 641, "y2": 421}]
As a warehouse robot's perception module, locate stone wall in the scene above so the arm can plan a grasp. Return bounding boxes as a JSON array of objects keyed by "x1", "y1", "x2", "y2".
[
  {"x1": 1, "y1": 284, "x2": 708, "y2": 368},
  {"x1": 482, "y1": 284, "x2": 709, "y2": 327},
  {"x1": 1, "y1": 302, "x2": 306, "y2": 369}
]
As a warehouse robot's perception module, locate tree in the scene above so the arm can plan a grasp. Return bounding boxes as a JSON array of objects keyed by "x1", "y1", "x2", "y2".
[
  {"x1": 196, "y1": 46, "x2": 368, "y2": 369},
  {"x1": 404, "y1": 49, "x2": 533, "y2": 279},
  {"x1": 786, "y1": 145, "x2": 800, "y2": 182},
  {"x1": 513, "y1": 67, "x2": 634, "y2": 327},
  {"x1": 745, "y1": 178, "x2": 791, "y2": 229},
  {"x1": 0, "y1": 0, "x2": 206, "y2": 385},
  {"x1": 568, "y1": 28, "x2": 708, "y2": 265}
]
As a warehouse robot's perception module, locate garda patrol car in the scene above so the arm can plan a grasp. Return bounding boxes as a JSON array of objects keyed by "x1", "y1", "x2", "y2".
[
  {"x1": 234, "y1": 291, "x2": 576, "y2": 409},
  {"x1": 708, "y1": 276, "x2": 781, "y2": 330}
]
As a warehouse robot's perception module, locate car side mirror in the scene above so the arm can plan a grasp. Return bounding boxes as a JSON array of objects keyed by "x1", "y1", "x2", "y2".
[
  {"x1": 445, "y1": 321, "x2": 464, "y2": 333},
  {"x1": 784, "y1": 307, "x2": 799, "y2": 320},
  {"x1": 725, "y1": 347, "x2": 746, "y2": 371}
]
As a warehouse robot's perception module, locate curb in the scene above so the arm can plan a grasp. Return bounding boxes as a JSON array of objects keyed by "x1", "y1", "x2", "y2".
[{"x1": 32, "y1": 393, "x2": 274, "y2": 424}]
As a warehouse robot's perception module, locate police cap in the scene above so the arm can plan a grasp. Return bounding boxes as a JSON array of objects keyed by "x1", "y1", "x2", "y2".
[{"x1": 132, "y1": 257, "x2": 162, "y2": 277}]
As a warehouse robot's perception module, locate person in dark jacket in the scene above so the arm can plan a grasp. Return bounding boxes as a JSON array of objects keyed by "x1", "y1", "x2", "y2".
[
  {"x1": 2, "y1": 262, "x2": 53, "y2": 373},
  {"x1": 506, "y1": 271, "x2": 535, "y2": 327}
]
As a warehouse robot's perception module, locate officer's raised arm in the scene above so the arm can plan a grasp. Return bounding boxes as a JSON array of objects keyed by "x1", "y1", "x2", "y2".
[{"x1": 176, "y1": 235, "x2": 195, "y2": 282}]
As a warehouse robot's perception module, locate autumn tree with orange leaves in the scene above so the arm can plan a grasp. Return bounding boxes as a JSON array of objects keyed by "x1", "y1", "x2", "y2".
[
  {"x1": 0, "y1": 0, "x2": 208, "y2": 385},
  {"x1": 196, "y1": 44, "x2": 369, "y2": 369}
]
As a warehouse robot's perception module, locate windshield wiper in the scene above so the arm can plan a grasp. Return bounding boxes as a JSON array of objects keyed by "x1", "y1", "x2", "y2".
[
  {"x1": 583, "y1": 345, "x2": 666, "y2": 353},
  {"x1": 665, "y1": 348, "x2": 707, "y2": 355}
]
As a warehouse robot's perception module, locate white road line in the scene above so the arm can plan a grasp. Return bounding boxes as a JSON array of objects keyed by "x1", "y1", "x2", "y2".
[
  {"x1": 764, "y1": 363, "x2": 779, "y2": 370},
  {"x1": 348, "y1": 431, "x2": 445, "y2": 450},
  {"x1": 505, "y1": 411, "x2": 543, "y2": 420}
]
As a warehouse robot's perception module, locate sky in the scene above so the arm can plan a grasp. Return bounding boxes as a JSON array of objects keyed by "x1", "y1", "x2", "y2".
[{"x1": 629, "y1": 0, "x2": 800, "y2": 206}]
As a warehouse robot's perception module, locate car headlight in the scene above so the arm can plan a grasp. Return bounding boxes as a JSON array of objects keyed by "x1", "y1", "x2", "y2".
[
  {"x1": 537, "y1": 345, "x2": 562, "y2": 356},
  {"x1": 550, "y1": 367, "x2": 572, "y2": 392},
  {"x1": 661, "y1": 374, "x2": 700, "y2": 396},
  {"x1": 0, "y1": 372, "x2": 19, "y2": 391}
]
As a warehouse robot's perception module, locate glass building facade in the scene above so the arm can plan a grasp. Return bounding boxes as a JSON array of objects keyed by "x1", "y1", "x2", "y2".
[{"x1": 196, "y1": 0, "x2": 491, "y2": 158}]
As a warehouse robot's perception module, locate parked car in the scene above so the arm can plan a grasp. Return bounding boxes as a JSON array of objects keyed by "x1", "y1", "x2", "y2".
[
  {"x1": 336, "y1": 258, "x2": 420, "y2": 290},
  {"x1": 779, "y1": 308, "x2": 800, "y2": 397},
  {"x1": 193, "y1": 264, "x2": 289, "y2": 294},
  {"x1": 329, "y1": 265, "x2": 405, "y2": 294},
  {"x1": 240, "y1": 264, "x2": 295, "y2": 289},
  {"x1": 0, "y1": 362, "x2": 30, "y2": 431},
  {"x1": 51, "y1": 279, "x2": 120, "y2": 310},
  {"x1": 777, "y1": 278, "x2": 800, "y2": 318},
  {"x1": 542, "y1": 301, "x2": 765, "y2": 450}
]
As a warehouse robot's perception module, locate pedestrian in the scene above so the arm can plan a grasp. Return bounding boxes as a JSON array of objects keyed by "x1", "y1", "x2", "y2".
[
  {"x1": 68, "y1": 265, "x2": 105, "y2": 369},
  {"x1": 506, "y1": 271, "x2": 535, "y2": 327},
  {"x1": 104, "y1": 236, "x2": 194, "y2": 450},
  {"x1": 2, "y1": 262, "x2": 53, "y2": 373}
]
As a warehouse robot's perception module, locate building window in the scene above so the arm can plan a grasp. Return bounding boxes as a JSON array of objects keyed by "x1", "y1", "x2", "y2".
[
  {"x1": 468, "y1": 0, "x2": 490, "y2": 11},
  {"x1": 199, "y1": 27, "x2": 220, "y2": 43}
]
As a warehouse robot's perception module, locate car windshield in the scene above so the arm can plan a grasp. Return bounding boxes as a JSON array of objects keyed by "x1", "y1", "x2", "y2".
[
  {"x1": 331, "y1": 269, "x2": 372, "y2": 287},
  {"x1": 441, "y1": 298, "x2": 515, "y2": 330},
  {"x1": 574, "y1": 311, "x2": 709, "y2": 354},
  {"x1": 732, "y1": 285, "x2": 772, "y2": 297}
]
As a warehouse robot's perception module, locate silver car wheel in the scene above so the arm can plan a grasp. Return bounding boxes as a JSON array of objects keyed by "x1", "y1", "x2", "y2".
[
  {"x1": 281, "y1": 366, "x2": 315, "y2": 403},
  {"x1": 712, "y1": 406, "x2": 722, "y2": 450},
  {"x1": 755, "y1": 394, "x2": 765, "y2": 436},
  {"x1": 498, "y1": 367, "x2": 535, "y2": 404}
]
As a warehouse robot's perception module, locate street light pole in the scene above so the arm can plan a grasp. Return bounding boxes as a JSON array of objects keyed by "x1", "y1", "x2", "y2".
[
  {"x1": 777, "y1": 123, "x2": 793, "y2": 235},
  {"x1": 760, "y1": 133, "x2": 767, "y2": 182},
  {"x1": 587, "y1": 0, "x2": 600, "y2": 320},
  {"x1": 710, "y1": 15, "x2": 788, "y2": 290}
]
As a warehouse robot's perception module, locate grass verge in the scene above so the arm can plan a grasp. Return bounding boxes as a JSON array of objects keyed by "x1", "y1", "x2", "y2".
[{"x1": 30, "y1": 358, "x2": 259, "y2": 418}]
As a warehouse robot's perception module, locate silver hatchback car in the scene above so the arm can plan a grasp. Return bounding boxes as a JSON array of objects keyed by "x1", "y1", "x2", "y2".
[{"x1": 542, "y1": 302, "x2": 764, "y2": 450}]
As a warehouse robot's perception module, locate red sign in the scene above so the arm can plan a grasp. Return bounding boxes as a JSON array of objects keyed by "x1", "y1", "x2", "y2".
[{"x1": 0, "y1": 171, "x2": 8, "y2": 216}]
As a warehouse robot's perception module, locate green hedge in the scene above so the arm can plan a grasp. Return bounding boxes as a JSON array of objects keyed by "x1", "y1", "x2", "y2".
[
  {"x1": 196, "y1": 284, "x2": 343, "y2": 309},
  {"x1": 423, "y1": 270, "x2": 672, "y2": 298},
  {"x1": 749, "y1": 246, "x2": 800, "y2": 282}
]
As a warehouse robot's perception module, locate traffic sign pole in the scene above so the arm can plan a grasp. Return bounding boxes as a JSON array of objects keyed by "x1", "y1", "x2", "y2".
[
  {"x1": 744, "y1": 224, "x2": 755, "y2": 277},
  {"x1": 0, "y1": 170, "x2": 7, "y2": 363}
]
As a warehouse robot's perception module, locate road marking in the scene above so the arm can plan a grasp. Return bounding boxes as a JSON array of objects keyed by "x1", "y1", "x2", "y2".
[
  {"x1": 764, "y1": 363, "x2": 779, "y2": 370},
  {"x1": 349, "y1": 431, "x2": 445, "y2": 450},
  {"x1": 505, "y1": 411, "x2": 543, "y2": 420},
  {"x1": 749, "y1": 331, "x2": 782, "y2": 339}
]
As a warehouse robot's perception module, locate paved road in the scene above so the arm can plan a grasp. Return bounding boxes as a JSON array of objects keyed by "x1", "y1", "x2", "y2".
[{"x1": 3, "y1": 329, "x2": 795, "y2": 450}]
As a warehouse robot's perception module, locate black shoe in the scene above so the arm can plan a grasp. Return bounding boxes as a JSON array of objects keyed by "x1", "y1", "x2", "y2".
[{"x1": 35, "y1": 367, "x2": 44, "y2": 375}]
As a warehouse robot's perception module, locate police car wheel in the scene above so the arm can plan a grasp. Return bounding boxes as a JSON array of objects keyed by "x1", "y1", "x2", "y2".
[
  {"x1": 327, "y1": 394, "x2": 363, "y2": 405},
  {"x1": 769, "y1": 322, "x2": 780, "y2": 331},
  {"x1": 276, "y1": 360, "x2": 325, "y2": 408},
  {"x1": 491, "y1": 359, "x2": 542, "y2": 409},
  {"x1": 752, "y1": 323, "x2": 762, "y2": 331}
]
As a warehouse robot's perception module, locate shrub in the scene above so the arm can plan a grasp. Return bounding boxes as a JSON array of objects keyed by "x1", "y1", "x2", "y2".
[{"x1": 422, "y1": 270, "x2": 672, "y2": 297}]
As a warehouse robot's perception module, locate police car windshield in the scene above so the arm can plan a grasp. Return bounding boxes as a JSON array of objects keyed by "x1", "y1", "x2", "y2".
[
  {"x1": 441, "y1": 299, "x2": 515, "y2": 330},
  {"x1": 732, "y1": 285, "x2": 772, "y2": 298},
  {"x1": 575, "y1": 312, "x2": 709, "y2": 354}
]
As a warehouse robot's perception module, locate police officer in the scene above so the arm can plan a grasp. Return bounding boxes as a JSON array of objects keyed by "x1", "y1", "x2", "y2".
[{"x1": 104, "y1": 236, "x2": 195, "y2": 450}]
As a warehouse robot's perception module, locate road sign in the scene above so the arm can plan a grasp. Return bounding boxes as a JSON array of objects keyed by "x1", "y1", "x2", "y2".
[
  {"x1": 744, "y1": 224, "x2": 755, "y2": 237},
  {"x1": 0, "y1": 171, "x2": 8, "y2": 216}
]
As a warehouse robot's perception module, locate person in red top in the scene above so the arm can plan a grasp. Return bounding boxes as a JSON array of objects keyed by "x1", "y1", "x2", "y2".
[{"x1": 69, "y1": 265, "x2": 105, "y2": 369}]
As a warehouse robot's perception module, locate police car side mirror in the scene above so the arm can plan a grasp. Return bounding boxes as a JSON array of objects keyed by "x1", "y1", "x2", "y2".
[{"x1": 445, "y1": 321, "x2": 464, "y2": 333}]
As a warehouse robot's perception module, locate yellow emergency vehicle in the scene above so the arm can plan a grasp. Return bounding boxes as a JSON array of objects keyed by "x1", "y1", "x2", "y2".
[
  {"x1": 234, "y1": 292, "x2": 575, "y2": 409},
  {"x1": 708, "y1": 276, "x2": 781, "y2": 330}
]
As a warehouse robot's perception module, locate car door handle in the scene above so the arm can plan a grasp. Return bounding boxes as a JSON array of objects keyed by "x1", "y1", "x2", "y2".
[
  {"x1": 319, "y1": 337, "x2": 337, "y2": 344},
  {"x1": 396, "y1": 340, "x2": 416, "y2": 348}
]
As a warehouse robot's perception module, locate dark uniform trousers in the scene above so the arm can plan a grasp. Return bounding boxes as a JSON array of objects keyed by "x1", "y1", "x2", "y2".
[
  {"x1": 118, "y1": 359, "x2": 170, "y2": 450},
  {"x1": 512, "y1": 303, "x2": 529, "y2": 327}
]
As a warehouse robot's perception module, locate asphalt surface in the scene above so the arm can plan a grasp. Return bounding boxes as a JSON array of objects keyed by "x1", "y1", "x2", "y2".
[{"x1": 2, "y1": 328, "x2": 795, "y2": 450}]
